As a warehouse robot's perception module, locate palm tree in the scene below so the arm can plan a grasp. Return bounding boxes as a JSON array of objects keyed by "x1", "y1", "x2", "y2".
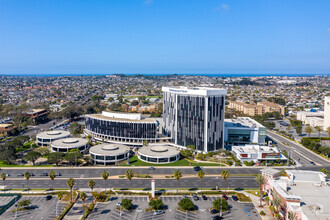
[
  {"x1": 314, "y1": 126, "x2": 322, "y2": 137},
  {"x1": 67, "y1": 178, "x2": 75, "y2": 202},
  {"x1": 197, "y1": 170, "x2": 204, "y2": 193},
  {"x1": 174, "y1": 170, "x2": 182, "y2": 193},
  {"x1": 49, "y1": 170, "x2": 56, "y2": 190},
  {"x1": 101, "y1": 170, "x2": 109, "y2": 192},
  {"x1": 24, "y1": 172, "x2": 31, "y2": 193},
  {"x1": 125, "y1": 169, "x2": 134, "y2": 192},
  {"x1": 272, "y1": 194, "x2": 281, "y2": 215},
  {"x1": 88, "y1": 179, "x2": 96, "y2": 193},
  {"x1": 305, "y1": 125, "x2": 313, "y2": 137},
  {"x1": 288, "y1": 211, "x2": 296, "y2": 220},
  {"x1": 80, "y1": 191, "x2": 87, "y2": 208},
  {"x1": 255, "y1": 174, "x2": 266, "y2": 207},
  {"x1": 1, "y1": 173, "x2": 6, "y2": 190},
  {"x1": 221, "y1": 169, "x2": 229, "y2": 193}
]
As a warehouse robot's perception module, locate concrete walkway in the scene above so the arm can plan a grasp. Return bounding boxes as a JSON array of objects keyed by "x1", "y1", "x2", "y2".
[
  {"x1": 64, "y1": 195, "x2": 93, "y2": 220},
  {"x1": 242, "y1": 192, "x2": 275, "y2": 220}
]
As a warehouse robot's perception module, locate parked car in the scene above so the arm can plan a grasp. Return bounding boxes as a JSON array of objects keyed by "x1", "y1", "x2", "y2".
[
  {"x1": 202, "y1": 195, "x2": 207, "y2": 200},
  {"x1": 55, "y1": 172, "x2": 62, "y2": 176},
  {"x1": 222, "y1": 194, "x2": 228, "y2": 200},
  {"x1": 153, "y1": 210, "x2": 165, "y2": 215},
  {"x1": 45, "y1": 195, "x2": 52, "y2": 200},
  {"x1": 310, "y1": 161, "x2": 316, "y2": 165},
  {"x1": 116, "y1": 202, "x2": 122, "y2": 207},
  {"x1": 210, "y1": 209, "x2": 219, "y2": 214},
  {"x1": 213, "y1": 216, "x2": 222, "y2": 220},
  {"x1": 193, "y1": 166, "x2": 201, "y2": 171},
  {"x1": 232, "y1": 195, "x2": 238, "y2": 201},
  {"x1": 192, "y1": 194, "x2": 199, "y2": 201},
  {"x1": 40, "y1": 173, "x2": 48, "y2": 176}
]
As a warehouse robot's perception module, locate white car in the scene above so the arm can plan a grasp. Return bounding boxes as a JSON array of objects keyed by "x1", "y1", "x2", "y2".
[
  {"x1": 116, "y1": 202, "x2": 122, "y2": 207},
  {"x1": 154, "y1": 210, "x2": 165, "y2": 215}
]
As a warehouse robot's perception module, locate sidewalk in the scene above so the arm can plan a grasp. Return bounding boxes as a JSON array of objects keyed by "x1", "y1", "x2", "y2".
[
  {"x1": 242, "y1": 192, "x2": 276, "y2": 220},
  {"x1": 64, "y1": 194, "x2": 93, "y2": 220}
]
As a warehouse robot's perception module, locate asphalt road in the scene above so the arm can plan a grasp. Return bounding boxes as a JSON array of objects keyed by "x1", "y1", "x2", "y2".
[
  {"x1": 267, "y1": 130, "x2": 330, "y2": 167},
  {"x1": 3, "y1": 176, "x2": 258, "y2": 190}
]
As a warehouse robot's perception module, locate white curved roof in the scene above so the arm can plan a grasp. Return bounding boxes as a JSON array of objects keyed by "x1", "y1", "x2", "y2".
[
  {"x1": 37, "y1": 130, "x2": 70, "y2": 139},
  {"x1": 51, "y1": 138, "x2": 88, "y2": 148},
  {"x1": 89, "y1": 143, "x2": 130, "y2": 156},
  {"x1": 138, "y1": 145, "x2": 180, "y2": 157}
]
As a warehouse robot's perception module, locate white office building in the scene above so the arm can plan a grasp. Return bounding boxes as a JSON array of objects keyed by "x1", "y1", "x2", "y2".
[
  {"x1": 162, "y1": 86, "x2": 227, "y2": 152},
  {"x1": 232, "y1": 145, "x2": 286, "y2": 163}
]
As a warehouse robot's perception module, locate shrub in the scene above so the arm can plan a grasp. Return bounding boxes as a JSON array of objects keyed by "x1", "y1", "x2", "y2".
[
  {"x1": 122, "y1": 198, "x2": 133, "y2": 211},
  {"x1": 81, "y1": 203, "x2": 94, "y2": 220},
  {"x1": 91, "y1": 191, "x2": 108, "y2": 202},
  {"x1": 149, "y1": 198, "x2": 164, "y2": 210},
  {"x1": 212, "y1": 198, "x2": 229, "y2": 211},
  {"x1": 260, "y1": 210, "x2": 266, "y2": 216},
  {"x1": 178, "y1": 198, "x2": 195, "y2": 211}
]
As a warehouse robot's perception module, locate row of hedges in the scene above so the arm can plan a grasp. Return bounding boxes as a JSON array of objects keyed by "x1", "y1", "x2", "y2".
[
  {"x1": 56, "y1": 202, "x2": 74, "y2": 220},
  {"x1": 81, "y1": 203, "x2": 94, "y2": 220}
]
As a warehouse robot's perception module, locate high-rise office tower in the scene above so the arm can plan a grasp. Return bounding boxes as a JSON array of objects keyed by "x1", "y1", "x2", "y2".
[{"x1": 162, "y1": 86, "x2": 227, "y2": 152}]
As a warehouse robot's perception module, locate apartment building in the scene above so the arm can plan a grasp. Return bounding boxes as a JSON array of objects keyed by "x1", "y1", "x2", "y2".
[{"x1": 229, "y1": 101, "x2": 285, "y2": 116}]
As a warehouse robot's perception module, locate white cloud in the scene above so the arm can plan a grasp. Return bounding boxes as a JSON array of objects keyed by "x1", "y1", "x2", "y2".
[{"x1": 144, "y1": 0, "x2": 153, "y2": 5}]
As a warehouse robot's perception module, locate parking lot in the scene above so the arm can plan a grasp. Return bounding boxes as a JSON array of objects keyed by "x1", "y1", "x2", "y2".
[
  {"x1": 1, "y1": 195, "x2": 67, "y2": 220},
  {"x1": 88, "y1": 195, "x2": 260, "y2": 220}
]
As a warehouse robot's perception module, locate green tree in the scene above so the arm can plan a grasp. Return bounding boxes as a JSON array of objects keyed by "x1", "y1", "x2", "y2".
[
  {"x1": 178, "y1": 198, "x2": 195, "y2": 211},
  {"x1": 88, "y1": 179, "x2": 96, "y2": 193},
  {"x1": 125, "y1": 169, "x2": 134, "y2": 192},
  {"x1": 122, "y1": 198, "x2": 133, "y2": 211},
  {"x1": 149, "y1": 198, "x2": 164, "y2": 210},
  {"x1": 67, "y1": 178, "x2": 75, "y2": 202},
  {"x1": 64, "y1": 149, "x2": 82, "y2": 166},
  {"x1": 305, "y1": 126, "x2": 313, "y2": 137},
  {"x1": 57, "y1": 191, "x2": 64, "y2": 200},
  {"x1": 314, "y1": 126, "x2": 322, "y2": 137},
  {"x1": 49, "y1": 170, "x2": 56, "y2": 190},
  {"x1": 24, "y1": 172, "x2": 31, "y2": 192},
  {"x1": 221, "y1": 169, "x2": 229, "y2": 193},
  {"x1": 24, "y1": 151, "x2": 42, "y2": 165},
  {"x1": 69, "y1": 122, "x2": 84, "y2": 135},
  {"x1": 295, "y1": 125, "x2": 302, "y2": 135},
  {"x1": 101, "y1": 170, "x2": 109, "y2": 191},
  {"x1": 174, "y1": 170, "x2": 182, "y2": 193},
  {"x1": 197, "y1": 170, "x2": 205, "y2": 193},
  {"x1": 47, "y1": 152, "x2": 64, "y2": 166},
  {"x1": 80, "y1": 191, "x2": 87, "y2": 207},
  {"x1": 18, "y1": 199, "x2": 31, "y2": 208},
  {"x1": 255, "y1": 174, "x2": 266, "y2": 207},
  {"x1": 1, "y1": 173, "x2": 6, "y2": 189},
  {"x1": 212, "y1": 198, "x2": 229, "y2": 211},
  {"x1": 319, "y1": 168, "x2": 328, "y2": 176}
]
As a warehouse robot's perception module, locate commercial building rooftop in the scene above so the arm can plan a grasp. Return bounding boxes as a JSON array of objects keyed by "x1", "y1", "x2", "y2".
[
  {"x1": 162, "y1": 86, "x2": 227, "y2": 96},
  {"x1": 225, "y1": 117, "x2": 265, "y2": 128},
  {"x1": 51, "y1": 138, "x2": 88, "y2": 148},
  {"x1": 89, "y1": 143, "x2": 130, "y2": 156},
  {"x1": 37, "y1": 130, "x2": 70, "y2": 139},
  {"x1": 86, "y1": 111, "x2": 157, "y2": 123},
  {"x1": 138, "y1": 144, "x2": 180, "y2": 157}
]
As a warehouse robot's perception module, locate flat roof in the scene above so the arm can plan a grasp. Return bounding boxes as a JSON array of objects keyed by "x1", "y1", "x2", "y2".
[
  {"x1": 86, "y1": 113, "x2": 157, "y2": 123},
  {"x1": 51, "y1": 138, "x2": 88, "y2": 148},
  {"x1": 138, "y1": 145, "x2": 180, "y2": 158},
  {"x1": 162, "y1": 86, "x2": 226, "y2": 96},
  {"x1": 89, "y1": 143, "x2": 130, "y2": 156},
  {"x1": 225, "y1": 117, "x2": 265, "y2": 128},
  {"x1": 37, "y1": 130, "x2": 71, "y2": 139},
  {"x1": 232, "y1": 145, "x2": 279, "y2": 154}
]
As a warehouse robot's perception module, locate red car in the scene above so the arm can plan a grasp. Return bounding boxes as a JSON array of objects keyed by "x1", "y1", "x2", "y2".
[{"x1": 222, "y1": 194, "x2": 228, "y2": 200}]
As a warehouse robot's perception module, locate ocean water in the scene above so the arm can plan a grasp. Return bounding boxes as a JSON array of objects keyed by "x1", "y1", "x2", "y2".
[{"x1": 0, "y1": 73, "x2": 327, "y2": 77}]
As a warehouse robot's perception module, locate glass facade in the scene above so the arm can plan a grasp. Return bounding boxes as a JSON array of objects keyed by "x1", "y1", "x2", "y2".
[{"x1": 85, "y1": 116, "x2": 157, "y2": 139}]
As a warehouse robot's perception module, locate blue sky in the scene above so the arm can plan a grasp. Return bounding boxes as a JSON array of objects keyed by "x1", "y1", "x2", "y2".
[{"x1": 0, "y1": 0, "x2": 329, "y2": 74}]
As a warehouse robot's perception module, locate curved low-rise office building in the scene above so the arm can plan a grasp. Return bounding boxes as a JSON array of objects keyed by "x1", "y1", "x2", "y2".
[
  {"x1": 51, "y1": 138, "x2": 89, "y2": 153},
  {"x1": 138, "y1": 145, "x2": 180, "y2": 164},
  {"x1": 37, "y1": 130, "x2": 70, "y2": 146},
  {"x1": 89, "y1": 143, "x2": 130, "y2": 165},
  {"x1": 84, "y1": 111, "x2": 169, "y2": 146}
]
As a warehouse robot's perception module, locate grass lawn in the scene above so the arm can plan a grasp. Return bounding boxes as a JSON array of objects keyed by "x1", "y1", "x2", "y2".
[
  {"x1": 121, "y1": 156, "x2": 224, "y2": 167},
  {"x1": 0, "y1": 161, "x2": 53, "y2": 167}
]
